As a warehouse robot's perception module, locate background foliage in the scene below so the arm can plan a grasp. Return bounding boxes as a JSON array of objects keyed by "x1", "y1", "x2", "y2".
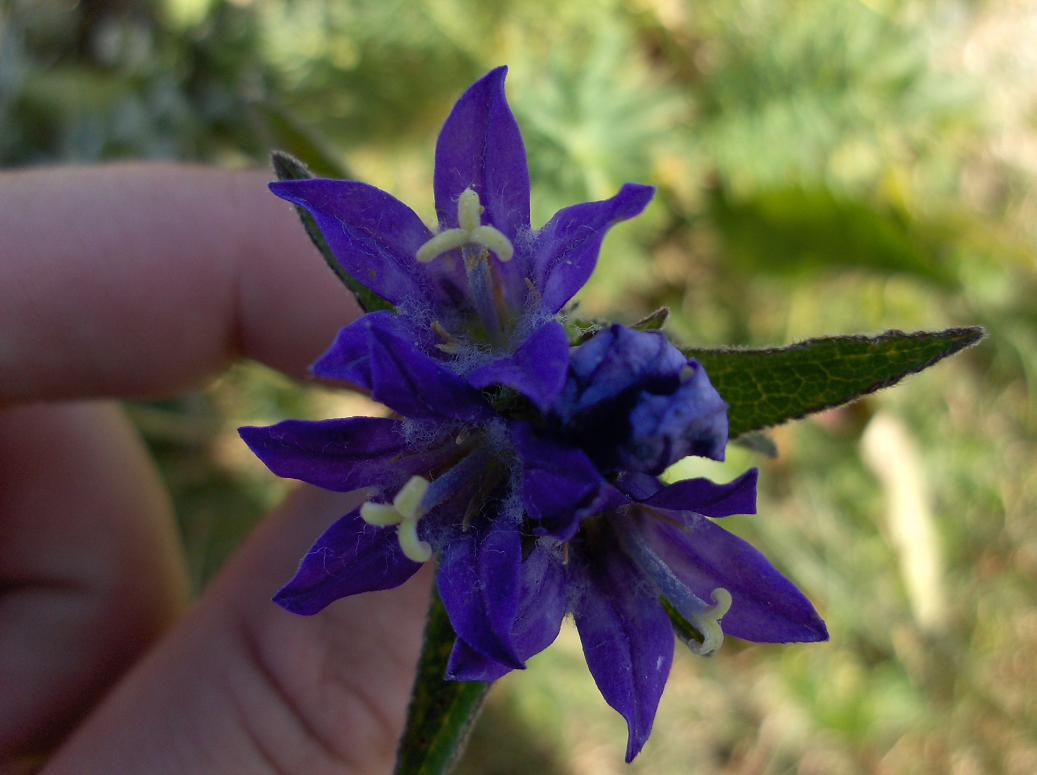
[{"x1": 3, "y1": 0, "x2": 1036, "y2": 772}]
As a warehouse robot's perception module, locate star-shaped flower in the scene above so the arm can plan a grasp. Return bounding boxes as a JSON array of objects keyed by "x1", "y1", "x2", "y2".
[
  {"x1": 243, "y1": 68, "x2": 827, "y2": 763},
  {"x1": 269, "y1": 66, "x2": 654, "y2": 413}
]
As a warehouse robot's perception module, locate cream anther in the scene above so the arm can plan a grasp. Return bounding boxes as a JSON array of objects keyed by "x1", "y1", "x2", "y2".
[
  {"x1": 416, "y1": 187, "x2": 514, "y2": 263},
  {"x1": 432, "y1": 320, "x2": 464, "y2": 354}
]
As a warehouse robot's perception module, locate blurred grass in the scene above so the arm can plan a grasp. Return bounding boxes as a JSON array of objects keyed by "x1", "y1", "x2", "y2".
[{"x1": 3, "y1": 0, "x2": 1036, "y2": 772}]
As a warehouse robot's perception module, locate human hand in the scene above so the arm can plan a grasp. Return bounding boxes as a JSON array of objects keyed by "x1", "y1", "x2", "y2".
[{"x1": 0, "y1": 165, "x2": 433, "y2": 774}]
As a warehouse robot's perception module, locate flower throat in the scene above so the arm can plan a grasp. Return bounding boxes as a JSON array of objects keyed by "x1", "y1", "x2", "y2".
[{"x1": 417, "y1": 187, "x2": 517, "y2": 348}]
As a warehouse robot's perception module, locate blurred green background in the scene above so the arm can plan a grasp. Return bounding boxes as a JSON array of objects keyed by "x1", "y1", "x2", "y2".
[{"x1": 3, "y1": 0, "x2": 1035, "y2": 772}]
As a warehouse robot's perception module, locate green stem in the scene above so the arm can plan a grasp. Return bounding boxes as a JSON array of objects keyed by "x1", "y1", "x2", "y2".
[{"x1": 394, "y1": 587, "x2": 491, "y2": 775}]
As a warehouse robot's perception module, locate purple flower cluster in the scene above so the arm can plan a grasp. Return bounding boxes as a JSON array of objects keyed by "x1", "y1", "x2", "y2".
[{"x1": 241, "y1": 67, "x2": 826, "y2": 762}]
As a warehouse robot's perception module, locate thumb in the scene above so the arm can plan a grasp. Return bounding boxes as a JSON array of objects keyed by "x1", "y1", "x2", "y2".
[{"x1": 43, "y1": 486, "x2": 434, "y2": 775}]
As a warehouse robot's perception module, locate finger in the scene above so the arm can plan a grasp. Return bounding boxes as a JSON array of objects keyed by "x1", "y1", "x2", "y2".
[
  {"x1": 43, "y1": 486, "x2": 434, "y2": 775},
  {"x1": 0, "y1": 164, "x2": 359, "y2": 404},
  {"x1": 0, "y1": 402, "x2": 187, "y2": 763}
]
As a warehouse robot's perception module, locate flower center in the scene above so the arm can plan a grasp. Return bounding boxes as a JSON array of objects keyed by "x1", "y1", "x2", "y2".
[
  {"x1": 416, "y1": 188, "x2": 516, "y2": 347},
  {"x1": 416, "y1": 188, "x2": 514, "y2": 264},
  {"x1": 359, "y1": 445, "x2": 503, "y2": 562}
]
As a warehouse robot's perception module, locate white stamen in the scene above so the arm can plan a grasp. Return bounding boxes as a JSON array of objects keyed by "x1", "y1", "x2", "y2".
[
  {"x1": 687, "y1": 587, "x2": 732, "y2": 656},
  {"x1": 616, "y1": 517, "x2": 734, "y2": 657},
  {"x1": 393, "y1": 476, "x2": 430, "y2": 521},
  {"x1": 457, "y1": 188, "x2": 482, "y2": 232},
  {"x1": 471, "y1": 225, "x2": 513, "y2": 262},
  {"x1": 359, "y1": 502, "x2": 403, "y2": 526},
  {"x1": 415, "y1": 187, "x2": 514, "y2": 264},
  {"x1": 398, "y1": 517, "x2": 432, "y2": 562},
  {"x1": 416, "y1": 230, "x2": 468, "y2": 263},
  {"x1": 358, "y1": 476, "x2": 433, "y2": 563}
]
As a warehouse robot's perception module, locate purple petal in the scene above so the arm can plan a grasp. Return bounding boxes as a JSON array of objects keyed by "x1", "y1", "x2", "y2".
[
  {"x1": 437, "y1": 515, "x2": 524, "y2": 669},
  {"x1": 446, "y1": 541, "x2": 567, "y2": 681},
  {"x1": 311, "y1": 311, "x2": 428, "y2": 387},
  {"x1": 614, "y1": 472, "x2": 664, "y2": 501},
  {"x1": 643, "y1": 469, "x2": 758, "y2": 517},
  {"x1": 466, "y1": 321, "x2": 570, "y2": 411},
  {"x1": 274, "y1": 508, "x2": 421, "y2": 615},
  {"x1": 572, "y1": 545, "x2": 674, "y2": 762},
  {"x1": 239, "y1": 417, "x2": 447, "y2": 494},
  {"x1": 434, "y1": 66, "x2": 530, "y2": 241},
  {"x1": 642, "y1": 514, "x2": 828, "y2": 643},
  {"x1": 368, "y1": 325, "x2": 490, "y2": 422},
  {"x1": 269, "y1": 179, "x2": 433, "y2": 306},
  {"x1": 511, "y1": 422, "x2": 625, "y2": 540},
  {"x1": 314, "y1": 313, "x2": 490, "y2": 422},
  {"x1": 445, "y1": 639, "x2": 505, "y2": 683},
  {"x1": 533, "y1": 184, "x2": 654, "y2": 313}
]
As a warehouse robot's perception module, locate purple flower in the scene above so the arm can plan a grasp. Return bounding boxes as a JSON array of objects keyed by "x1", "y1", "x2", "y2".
[
  {"x1": 269, "y1": 66, "x2": 654, "y2": 413},
  {"x1": 451, "y1": 326, "x2": 827, "y2": 760},
  {"x1": 243, "y1": 68, "x2": 827, "y2": 763}
]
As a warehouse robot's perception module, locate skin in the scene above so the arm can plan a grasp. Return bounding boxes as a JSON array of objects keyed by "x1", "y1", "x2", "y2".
[{"x1": 0, "y1": 165, "x2": 433, "y2": 774}]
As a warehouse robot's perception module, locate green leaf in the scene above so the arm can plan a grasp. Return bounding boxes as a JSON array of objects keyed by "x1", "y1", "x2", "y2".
[
  {"x1": 631, "y1": 306, "x2": 669, "y2": 331},
  {"x1": 271, "y1": 150, "x2": 394, "y2": 314},
  {"x1": 565, "y1": 317, "x2": 604, "y2": 345},
  {"x1": 395, "y1": 588, "x2": 490, "y2": 775},
  {"x1": 732, "y1": 431, "x2": 778, "y2": 458},
  {"x1": 685, "y1": 327, "x2": 983, "y2": 438}
]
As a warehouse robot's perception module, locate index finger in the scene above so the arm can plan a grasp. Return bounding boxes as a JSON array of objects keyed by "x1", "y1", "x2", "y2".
[{"x1": 0, "y1": 164, "x2": 359, "y2": 403}]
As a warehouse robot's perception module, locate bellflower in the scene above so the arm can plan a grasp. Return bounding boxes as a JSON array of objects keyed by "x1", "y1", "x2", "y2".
[
  {"x1": 269, "y1": 66, "x2": 654, "y2": 413},
  {"x1": 241, "y1": 67, "x2": 827, "y2": 763}
]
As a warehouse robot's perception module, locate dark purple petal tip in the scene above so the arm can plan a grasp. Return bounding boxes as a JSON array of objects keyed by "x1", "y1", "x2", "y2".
[
  {"x1": 238, "y1": 417, "x2": 412, "y2": 493},
  {"x1": 273, "y1": 509, "x2": 422, "y2": 615},
  {"x1": 534, "y1": 183, "x2": 655, "y2": 313},
  {"x1": 446, "y1": 638, "x2": 512, "y2": 683},
  {"x1": 434, "y1": 66, "x2": 530, "y2": 240},
  {"x1": 572, "y1": 545, "x2": 673, "y2": 763},
  {"x1": 645, "y1": 468, "x2": 758, "y2": 517}
]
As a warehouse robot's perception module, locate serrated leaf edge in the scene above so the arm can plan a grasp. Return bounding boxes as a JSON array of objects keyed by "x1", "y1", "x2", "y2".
[{"x1": 685, "y1": 326, "x2": 985, "y2": 436}]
